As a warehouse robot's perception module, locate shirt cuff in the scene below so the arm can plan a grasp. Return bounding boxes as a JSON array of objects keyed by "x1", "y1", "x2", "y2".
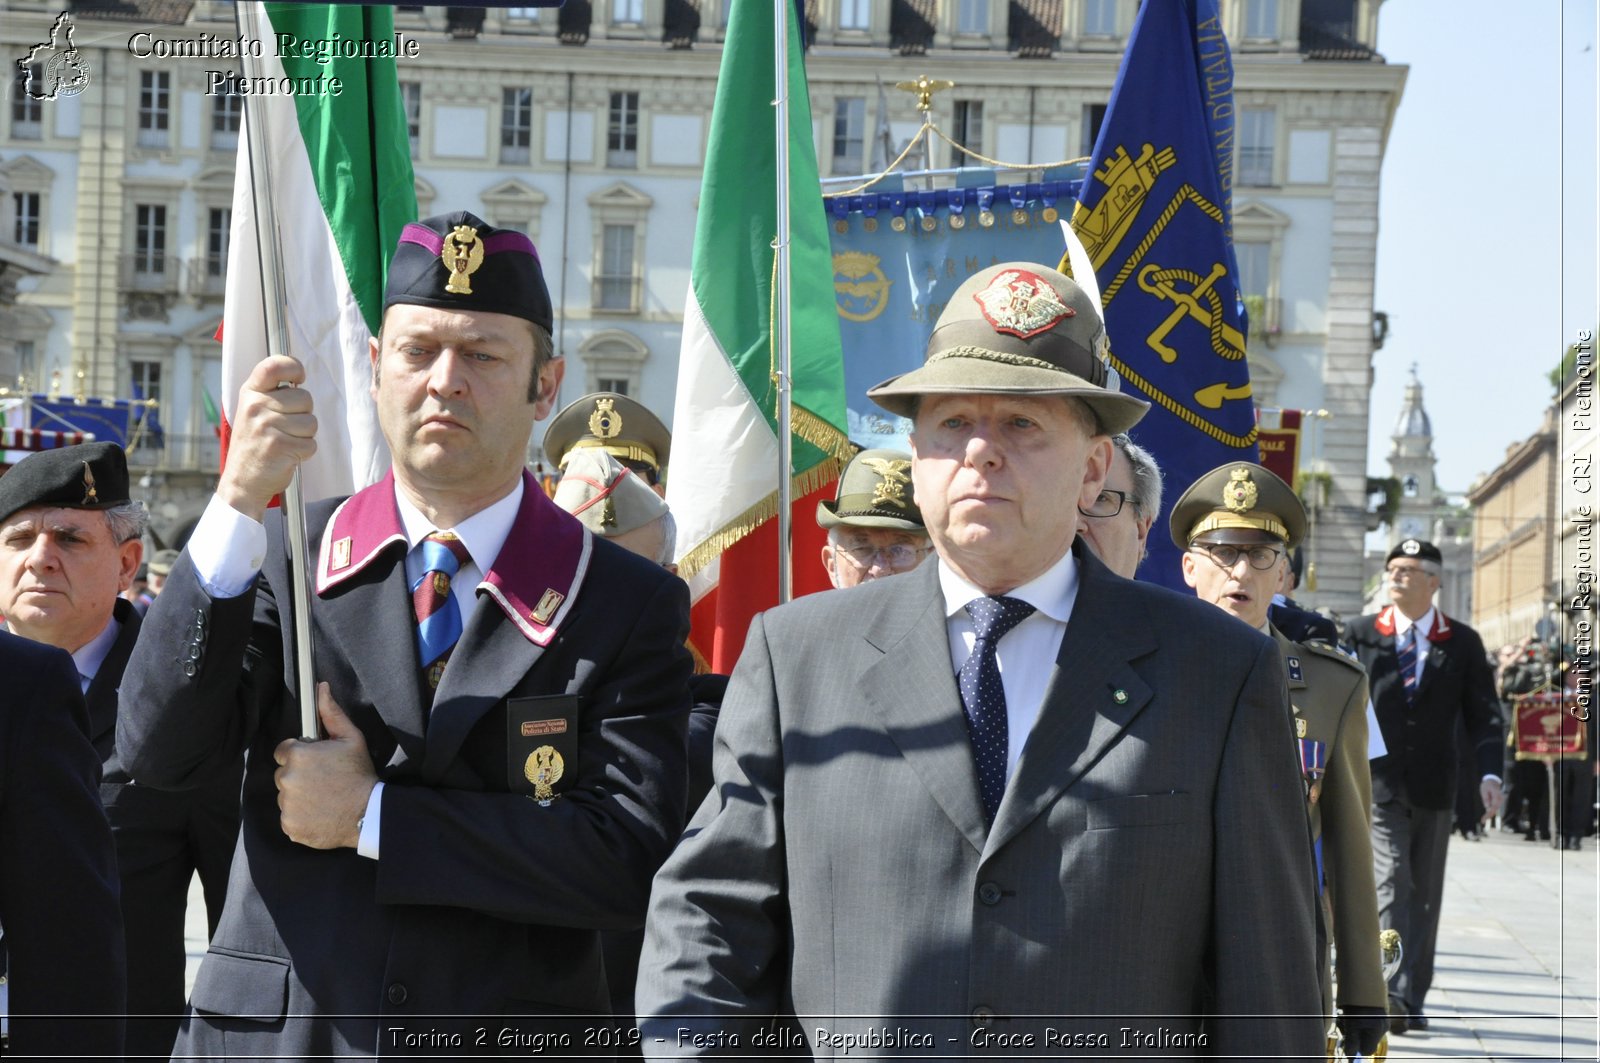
[
  {"x1": 187, "y1": 494, "x2": 269, "y2": 599},
  {"x1": 356, "y1": 781, "x2": 384, "y2": 859}
]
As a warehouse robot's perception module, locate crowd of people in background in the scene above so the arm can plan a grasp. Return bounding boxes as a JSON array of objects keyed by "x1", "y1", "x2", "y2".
[{"x1": 3, "y1": 221, "x2": 1593, "y2": 1061}]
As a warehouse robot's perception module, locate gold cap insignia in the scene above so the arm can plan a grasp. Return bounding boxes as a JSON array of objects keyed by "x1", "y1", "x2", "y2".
[
  {"x1": 588, "y1": 397, "x2": 623, "y2": 440},
  {"x1": 441, "y1": 225, "x2": 486, "y2": 295},
  {"x1": 973, "y1": 268, "x2": 1075, "y2": 339},
  {"x1": 862, "y1": 457, "x2": 912, "y2": 510},
  {"x1": 524, "y1": 745, "x2": 565, "y2": 805},
  {"x1": 530, "y1": 588, "x2": 564, "y2": 625},
  {"x1": 332, "y1": 536, "x2": 352, "y2": 571},
  {"x1": 81, "y1": 461, "x2": 97, "y2": 504},
  {"x1": 1222, "y1": 467, "x2": 1257, "y2": 513}
]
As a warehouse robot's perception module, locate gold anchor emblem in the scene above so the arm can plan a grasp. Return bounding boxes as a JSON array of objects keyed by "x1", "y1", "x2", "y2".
[
  {"x1": 441, "y1": 225, "x2": 485, "y2": 295},
  {"x1": 524, "y1": 745, "x2": 565, "y2": 805}
]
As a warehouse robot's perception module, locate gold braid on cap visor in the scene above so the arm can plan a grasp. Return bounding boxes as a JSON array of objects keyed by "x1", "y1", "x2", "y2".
[
  {"x1": 1186, "y1": 512, "x2": 1289, "y2": 544},
  {"x1": 560, "y1": 438, "x2": 659, "y2": 471}
]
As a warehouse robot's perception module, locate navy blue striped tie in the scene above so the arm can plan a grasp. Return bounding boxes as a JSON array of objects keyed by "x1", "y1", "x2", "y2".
[{"x1": 1397, "y1": 627, "x2": 1419, "y2": 703}]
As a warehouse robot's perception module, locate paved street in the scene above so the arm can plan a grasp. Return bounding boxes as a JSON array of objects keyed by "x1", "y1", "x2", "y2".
[{"x1": 183, "y1": 828, "x2": 1598, "y2": 1059}]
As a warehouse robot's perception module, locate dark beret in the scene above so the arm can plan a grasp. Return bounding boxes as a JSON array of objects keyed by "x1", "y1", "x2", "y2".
[
  {"x1": 0, "y1": 442, "x2": 129, "y2": 525},
  {"x1": 1386, "y1": 538, "x2": 1442, "y2": 565},
  {"x1": 383, "y1": 210, "x2": 552, "y2": 333}
]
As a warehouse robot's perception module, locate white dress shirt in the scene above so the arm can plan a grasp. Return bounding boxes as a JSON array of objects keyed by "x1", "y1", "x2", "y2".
[
  {"x1": 939, "y1": 550, "x2": 1079, "y2": 780},
  {"x1": 1392, "y1": 606, "x2": 1435, "y2": 687}
]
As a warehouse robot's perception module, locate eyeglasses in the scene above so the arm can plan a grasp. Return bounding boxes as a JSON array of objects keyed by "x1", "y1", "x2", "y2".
[
  {"x1": 1386, "y1": 566, "x2": 1431, "y2": 580},
  {"x1": 1190, "y1": 543, "x2": 1284, "y2": 571},
  {"x1": 1079, "y1": 489, "x2": 1132, "y2": 519},
  {"x1": 836, "y1": 543, "x2": 928, "y2": 568}
]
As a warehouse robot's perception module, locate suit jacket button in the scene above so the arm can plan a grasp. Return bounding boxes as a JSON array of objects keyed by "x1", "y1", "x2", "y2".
[
  {"x1": 977, "y1": 882, "x2": 1002, "y2": 906},
  {"x1": 387, "y1": 982, "x2": 408, "y2": 1006},
  {"x1": 971, "y1": 1006, "x2": 995, "y2": 1027},
  {"x1": 182, "y1": 662, "x2": 197, "y2": 678}
]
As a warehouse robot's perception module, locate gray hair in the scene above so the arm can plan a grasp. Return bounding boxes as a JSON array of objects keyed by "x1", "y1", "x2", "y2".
[
  {"x1": 1112, "y1": 434, "x2": 1163, "y2": 520},
  {"x1": 102, "y1": 500, "x2": 150, "y2": 544}
]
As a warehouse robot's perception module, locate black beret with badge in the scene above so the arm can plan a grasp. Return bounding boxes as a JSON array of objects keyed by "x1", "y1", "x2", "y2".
[
  {"x1": 866, "y1": 261, "x2": 1149, "y2": 436},
  {"x1": 1387, "y1": 538, "x2": 1442, "y2": 565},
  {"x1": 1168, "y1": 461, "x2": 1307, "y2": 550},
  {"x1": 816, "y1": 448, "x2": 925, "y2": 531},
  {"x1": 0, "y1": 441, "x2": 130, "y2": 525},
  {"x1": 384, "y1": 210, "x2": 552, "y2": 333},
  {"x1": 542, "y1": 392, "x2": 672, "y2": 482}
]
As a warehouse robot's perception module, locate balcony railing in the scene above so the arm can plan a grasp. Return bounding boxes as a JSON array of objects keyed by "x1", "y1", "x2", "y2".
[
  {"x1": 125, "y1": 431, "x2": 223, "y2": 476},
  {"x1": 186, "y1": 258, "x2": 228, "y2": 298},
  {"x1": 118, "y1": 253, "x2": 183, "y2": 295}
]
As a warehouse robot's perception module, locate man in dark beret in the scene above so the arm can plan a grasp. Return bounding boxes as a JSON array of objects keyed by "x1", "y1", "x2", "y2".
[
  {"x1": 0, "y1": 441, "x2": 239, "y2": 1059},
  {"x1": 1347, "y1": 538, "x2": 1503, "y2": 1034},
  {"x1": 118, "y1": 211, "x2": 692, "y2": 1056}
]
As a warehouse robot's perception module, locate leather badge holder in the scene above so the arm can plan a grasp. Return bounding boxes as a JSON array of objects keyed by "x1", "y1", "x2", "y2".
[{"x1": 506, "y1": 695, "x2": 580, "y2": 802}]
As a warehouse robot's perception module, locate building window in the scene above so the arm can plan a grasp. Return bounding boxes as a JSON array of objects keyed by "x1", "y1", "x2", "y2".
[
  {"x1": 612, "y1": 0, "x2": 643, "y2": 24},
  {"x1": 401, "y1": 82, "x2": 422, "y2": 157},
  {"x1": 13, "y1": 192, "x2": 41, "y2": 249},
  {"x1": 598, "y1": 377, "x2": 630, "y2": 396},
  {"x1": 1244, "y1": 0, "x2": 1279, "y2": 39},
  {"x1": 138, "y1": 70, "x2": 171, "y2": 149},
  {"x1": 15, "y1": 340, "x2": 37, "y2": 387},
  {"x1": 211, "y1": 92, "x2": 242, "y2": 151},
  {"x1": 951, "y1": 101, "x2": 983, "y2": 167},
  {"x1": 957, "y1": 0, "x2": 987, "y2": 33},
  {"x1": 1239, "y1": 108, "x2": 1275, "y2": 186},
  {"x1": 597, "y1": 224, "x2": 637, "y2": 311},
  {"x1": 502, "y1": 87, "x2": 533, "y2": 165},
  {"x1": 130, "y1": 359, "x2": 163, "y2": 450},
  {"x1": 206, "y1": 208, "x2": 231, "y2": 277},
  {"x1": 1081, "y1": 103, "x2": 1107, "y2": 156},
  {"x1": 839, "y1": 0, "x2": 870, "y2": 31},
  {"x1": 1083, "y1": 0, "x2": 1117, "y2": 36},
  {"x1": 833, "y1": 96, "x2": 865, "y2": 173},
  {"x1": 1234, "y1": 240, "x2": 1269, "y2": 297},
  {"x1": 11, "y1": 68, "x2": 43, "y2": 139},
  {"x1": 134, "y1": 204, "x2": 168, "y2": 274},
  {"x1": 607, "y1": 92, "x2": 639, "y2": 168}
]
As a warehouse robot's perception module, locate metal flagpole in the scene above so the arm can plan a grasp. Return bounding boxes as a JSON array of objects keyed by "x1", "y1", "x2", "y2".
[
  {"x1": 237, "y1": 2, "x2": 320, "y2": 739},
  {"x1": 772, "y1": 0, "x2": 794, "y2": 604}
]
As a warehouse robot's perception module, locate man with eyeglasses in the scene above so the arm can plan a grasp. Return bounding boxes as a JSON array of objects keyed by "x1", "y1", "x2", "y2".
[
  {"x1": 1348, "y1": 538, "x2": 1503, "y2": 1036},
  {"x1": 1169, "y1": 461, "x2": 1389, "y2": 1060},
  {"x1": 1075, "y1": 433, "x2": 1162, "y2": 578},
  {"x1": 817, "y1": 448, "x2": 930, "y2": 588}
]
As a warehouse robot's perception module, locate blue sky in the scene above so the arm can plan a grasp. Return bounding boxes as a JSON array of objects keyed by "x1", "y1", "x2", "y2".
[{"x1": 1369, "y1": 0, "x2": 1597, "y2": 493}]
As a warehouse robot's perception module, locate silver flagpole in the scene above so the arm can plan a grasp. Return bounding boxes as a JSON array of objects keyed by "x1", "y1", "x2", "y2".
[
  {"x1": 237, "y1": 2, "x2": 319, "y2": 739},
  {"x1": 773, "y1": 0, "x2": 794, "y2": 604}
]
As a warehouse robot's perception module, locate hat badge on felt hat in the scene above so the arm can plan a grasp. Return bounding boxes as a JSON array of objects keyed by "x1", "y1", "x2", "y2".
[{"x1": 974, "y1": 268, "x2": 1076, "y2": 338}]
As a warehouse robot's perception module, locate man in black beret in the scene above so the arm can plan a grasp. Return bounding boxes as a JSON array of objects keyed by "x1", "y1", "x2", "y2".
[
  {"x1": 1347, "y1": 538, "x2": 1503, "y2": 1034},
  {"x1": 0, "y1": 441, "x2": 239, "y2": 1059},
  {"x1": 118, "y1": 210, "x2": 692, "y2": 1056}
]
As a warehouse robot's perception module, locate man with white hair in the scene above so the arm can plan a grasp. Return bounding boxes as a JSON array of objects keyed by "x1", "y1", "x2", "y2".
[{"x1": 817, "y1": 448, "x2": 930, "y2": 588}]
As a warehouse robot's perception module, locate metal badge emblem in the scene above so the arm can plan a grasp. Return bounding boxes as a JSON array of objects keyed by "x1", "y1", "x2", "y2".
[
  {"x1": 524, "y1": 745, "x2": 565, "y2": 806},
  {"x1": 441, "y1": 224, "x2": 486, "y2": 295},
  {"x1": 1222, "y1": 467, "x2": 1257, "y2": 512},
  {"x1": 588, "y1": 397, "x2": 623, "y2": 440},
  {"x1": 81, "y1": 460, "x2": 97, "y2": 504},
  {"x1": 972, "y1": 268, "x2": 1075, "y2": 340}
]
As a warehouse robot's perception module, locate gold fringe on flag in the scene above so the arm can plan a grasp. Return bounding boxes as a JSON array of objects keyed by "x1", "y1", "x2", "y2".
[{"x1": 675, "y1": 451, "x2": 846, "y2": 583}]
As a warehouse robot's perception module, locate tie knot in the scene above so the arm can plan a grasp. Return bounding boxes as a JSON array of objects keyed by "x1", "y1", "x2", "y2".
[
  {"x1": 421, "y1": 531, "x2": 470, "y2": 575},
  {"x1": 967, "y1": 595, "x2": 1035, "y2": 643}
]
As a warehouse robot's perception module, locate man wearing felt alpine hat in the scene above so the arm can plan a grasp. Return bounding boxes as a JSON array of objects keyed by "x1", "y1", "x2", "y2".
[
  {"x1": 118, "y1": 209, "x2": 692, "y2": 1057},
  {"x1": 1170, "y1": 460, "x2": 1389, "y2": 1059},
  {"x1": 639, "y1": 261, "x2": 1325, "y2": 1055},
  {"x1": 816, "y1": 448, "x2": 929, "y2": 588}
]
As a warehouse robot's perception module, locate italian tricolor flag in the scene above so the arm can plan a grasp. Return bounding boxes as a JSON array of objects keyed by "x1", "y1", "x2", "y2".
[
  {"x1": 666, "y1": 0, "x2": 851, "y2": 672},
  {"x1": 220, "y1": 2, "x2": 416, "y2": 500}
]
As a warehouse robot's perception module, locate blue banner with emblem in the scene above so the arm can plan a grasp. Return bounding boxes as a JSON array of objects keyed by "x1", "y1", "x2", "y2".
[
  {"x1": 1068, "y1": 0, "x2": 1257, "y2": 591},
  {"x1": 827, "y1": 176, "x2": 1077, "y2": 449}
]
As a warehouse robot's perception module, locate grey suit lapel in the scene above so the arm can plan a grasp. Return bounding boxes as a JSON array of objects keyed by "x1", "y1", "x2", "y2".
[
  {"x1": 985, "y1": 548, "x2": 1157, "y2": 857},
  {"x1": 860, "y1": 563, "x2": 989, "y2": 854},
  {"x1": 322, "y1": 558, "x2": 428, "y2": 773},
  {"x1": 421, "y1": 590, "x2": 546, "y2": 781}
]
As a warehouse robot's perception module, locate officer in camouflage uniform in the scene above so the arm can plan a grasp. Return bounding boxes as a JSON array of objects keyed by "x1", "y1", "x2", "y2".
[{"x1": 1170, "y1": 461, "x2": 1389, "y2": 1059}]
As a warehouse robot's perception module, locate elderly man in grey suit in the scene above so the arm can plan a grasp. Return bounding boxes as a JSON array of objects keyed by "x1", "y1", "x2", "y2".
[{"x1": 637, "y1": 262, "x2": 1325, "y2": 1057}]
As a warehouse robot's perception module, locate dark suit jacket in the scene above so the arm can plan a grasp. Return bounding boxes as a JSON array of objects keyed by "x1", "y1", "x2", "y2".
[
  {"x1": 1349, "y1": 606, "x2": 1503, "y2": 811},
  {"x1": 117, "y1": 472, "x2": 692, "y2": 1058},
  {"x1": 0, "y1": 630, "x2": 125, "y2": 1058},
  {"x1": 638, "y1": 544, "x2": 1325, "y2": 1056},
  {"x1": 1270, "y1": 596, "x2": 1340, "y2": 645}
]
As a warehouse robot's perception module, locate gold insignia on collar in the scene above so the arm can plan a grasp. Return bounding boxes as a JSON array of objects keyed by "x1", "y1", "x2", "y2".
[
  {"x1": 81, "y1": 461, "x2": 97, "y2": 504},
  {"x1": 530, "y1": 588, "x2": 564, "y2": 625},
  {"x1": 441, "y1": 225, "x2": 486, "y2": 295},
  {"x1": 524, "y1": 745, "x2": 564, "y2": 805},
  {"x1": 863, "y1": 457, "x2": 912, "y2": 509},
  {"x1": 588, "y1": 397, "x2": 622, "y2": 440},
  {"x1": 1295, "y1": 717, "x2": 1307, "y2": 738},
  {"x1": 1223, "y1": 467, "x2": 1257, "y2": 512},
  {"x1": 331, "y1": 536, "x2": 352, "y2": 571}
]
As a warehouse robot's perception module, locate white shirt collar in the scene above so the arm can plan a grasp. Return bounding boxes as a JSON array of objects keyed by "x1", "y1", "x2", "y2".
[
  {"x1": 393, "y1": 477, "x2": 524, "y2": 576},
  {"x1": 938, "y1": 548, "x2": 1080, "y2": 625},
  {"x1": 72, "y1": 614, "x2": 122, "y2": 684},
  {"x1": 1394, "y1": 606, "x2": 1435, "y2": 641}
]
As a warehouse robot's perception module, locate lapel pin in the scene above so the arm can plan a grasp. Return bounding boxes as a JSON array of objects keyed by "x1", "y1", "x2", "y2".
[
  {"x1": 331, "y1": 536, "x2": 352, "y2": 571},
  {"x1": 530, "y1": 588, "x2": 564, "y2": 625},
  {"x1": 1112, "y1": 689, "x2": 1128, "y2": 704}
]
